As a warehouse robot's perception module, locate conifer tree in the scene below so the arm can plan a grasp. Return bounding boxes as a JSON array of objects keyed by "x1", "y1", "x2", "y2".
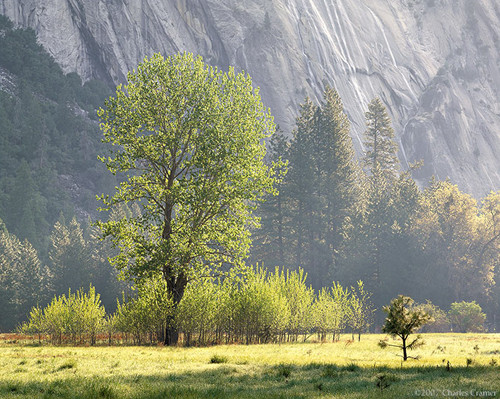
[
  {"x1": 48, "y1": 217, "x2": 93, "y2": 295},
  {"x1": 379, "y1": 295, "x2": 431, "y2": 360},
  {"x1": 318, "y1": 87, "x2": 363, "y2": 278},
  {"x1": 361, "y1": 98, "x2": 401, "y2": 304},
  {"x1": 276, "y1": 89, "x2": 363, "y2": 288},
  {"x1": 0, "y1": 226, "x2": 47, "y2": 331},
  {"x1": 363, "y1": 98, "x2": 399, "y2": 182},
  {"x1": 252, "y1": 128, "x2": 290, "y2": 266},
  {"x1": 286, "y1": 98, "x2": 318, "y2": 271},
  {"x1": 7, "y1": 160, "x2": 48, "y2": 251}
]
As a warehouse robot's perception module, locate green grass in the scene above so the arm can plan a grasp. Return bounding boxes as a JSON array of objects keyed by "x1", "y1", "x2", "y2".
[{"x1": 0, "y1": 334, "x2": 499, "y2": 398}]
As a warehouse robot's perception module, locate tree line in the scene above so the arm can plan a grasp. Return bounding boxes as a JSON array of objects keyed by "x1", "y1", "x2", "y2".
[
  {"x1": 251, "y1": 91, "x2": 500, "y2": 326},
  {"x1": 20, "y1": 268, "x2": 374, "y2": 345},
  {"x1": 0, "y1": 214, "x2": 127, "y2": 331},
  {"x1": 20, "y1": 272, "x2": 487, "y2": 346}
]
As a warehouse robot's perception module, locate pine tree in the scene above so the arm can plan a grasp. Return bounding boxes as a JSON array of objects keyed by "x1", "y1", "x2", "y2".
[
  {"x1": 379, "y1": 295, "x2": 432, "y2": 361},
  {"x1": 7, "y1": 160, "x2": 48, "y2": 251},
  {"x1": 318, "y1": 86, "x2": 363, "y2": 278},
  {"x1": 363, "y1": 98, "x2": 399, "y2": 182},
  {"x1": 48, "y1": 217, "x2": 93, "y2": 295},
  {"x1": 286, "y1": 98, "x2": 318, "y2": 272},
  {"x1": 252, "y1": 128, "x2": 289, "y2": 266},
  {"x1": 277, "y1": 89, "x2": 363, "y2": 288},
  {"x1": 0, "y1": 226, "x2": 47, "y2": 331},
  {"x1": 361, "y1": 98, "x2": 401, "y2": 305}
]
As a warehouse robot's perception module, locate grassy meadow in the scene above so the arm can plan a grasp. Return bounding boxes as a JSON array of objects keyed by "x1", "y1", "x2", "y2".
[{"x1": 0, "y1": 334, "x2": 499, "y2": 398}]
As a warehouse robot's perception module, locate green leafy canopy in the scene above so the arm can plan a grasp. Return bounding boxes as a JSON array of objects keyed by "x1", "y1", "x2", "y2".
[{"x1": 96, "y1": 52, "x2": 279, "y2": 283}]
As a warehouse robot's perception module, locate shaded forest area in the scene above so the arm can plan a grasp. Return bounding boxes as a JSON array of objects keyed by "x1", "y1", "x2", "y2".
[
  {"x1": 0, "y1": 15, "x2": 498, "y2": 333},
  {"x1": 0, "y1": 15, "x2": 114, "y2": 256},
  {"x1": 251, "y1": 91, "x2": 500, "y2": 327},
  {"x1": 0, "y1": 16, "x2": 124, "y2": 330}
]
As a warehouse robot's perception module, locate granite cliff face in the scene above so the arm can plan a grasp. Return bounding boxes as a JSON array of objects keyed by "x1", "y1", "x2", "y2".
[{"x1": 1, "y1": 0, "x2": 499, "y2": 196}]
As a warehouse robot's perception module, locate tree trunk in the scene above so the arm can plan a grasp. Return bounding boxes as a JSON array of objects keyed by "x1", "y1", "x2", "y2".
[
  {"x1": 163, "y1": 268, "x2": 187, "y2": 346},
  {"x1": 165, "y1": 315, "x2": 179, "y2": 346},
  {"x1": 402, "y1": 337, "x2": 408, "y2": 361},
  {"x1": 277, "y1": 193, "x2": 284, "y2": 265},
  {"x1": 297, "y1": 201, "x2": 303, "y2": 267}
]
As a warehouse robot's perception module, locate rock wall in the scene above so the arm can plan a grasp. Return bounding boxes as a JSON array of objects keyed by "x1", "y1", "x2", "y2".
[{"x1": 2, "y1": 0, "x2": 499, "y2": 196}]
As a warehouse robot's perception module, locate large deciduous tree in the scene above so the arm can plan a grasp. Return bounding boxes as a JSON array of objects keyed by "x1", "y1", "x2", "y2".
[{"x1": 97, "y1": 53, "x2": 277, "y2": 345}]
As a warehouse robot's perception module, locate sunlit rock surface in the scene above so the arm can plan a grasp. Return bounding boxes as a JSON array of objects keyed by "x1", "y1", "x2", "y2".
[{"x1": 2, "y1": 0, "x2": 499, "y2": 196}]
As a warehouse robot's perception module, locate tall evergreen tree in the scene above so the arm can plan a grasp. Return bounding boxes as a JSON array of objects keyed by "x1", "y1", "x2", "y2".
[
  {"x1": 278, "y1": 88, "x2": 363, "y2": 288},
  {"x1": 286, "y1": 98, "x2": 318, "y2": 273},
  {"x1": 361, "y1": 98, "x2": 400, "y2": 305},
  {"x1": 7, "y1": 160, "x2": 48, "y2": 251},
  {"x1": 318, "y1": 86, "x2": 363, "y2": 278},
  {"x1": 0, "y1": 225, "x2": 47, "y2": 331},
  {"x1": 252, "y1": 128, "x2": 290, "y2": 266},
  {"x1": 48, "y1": 217, "x2": 94, "y2": 295},
  {"x1": 363, "y1": 97, "x2": 399, "y2": 182}
]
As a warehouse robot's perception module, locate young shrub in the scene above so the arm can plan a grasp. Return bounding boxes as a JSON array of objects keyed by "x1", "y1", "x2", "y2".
[
  {"x1": 312, "y1": 282, "x2": 352, "y2": 342},
  {"x1": 330, "y1": 282, "x2": 350, "y2": 341},
  {"x1": 78, "y1": 285, "x2": 106, "y2": 345},
  {"x1": 375, "y1": 373, "x2": 398, "y2": 392},
  {"x1": 20, "y1": 305, "x2": 45, "y2": 343},
  {"x1": 42, "y1": 294, "x2": 71, "y2": 344},
  {"x1": 448, "y1": 301, "x2": 486, "y2": 332},
  {"x1": 266, "y1": 267, "x2": 291, "y2": 342},
  {"x1": 213, "y1": 273, "x2": 239, "y2": 344},
  {"x1": 312, "y1": 287, "x2": 334, "y2": 342},
  {"x1": 56, "y1": 359, "x2": 77, "y2": 371},
  {"x1": 113, "y1": 277, "x2": 172, "y2": 345},
  {"x1": 177, "y1": 275, "x2": 218, "y2": 346},
  {"x1": 231, "y1": 266, "x2": 289, "y2": 344},
  {"x1": 104, "y1": 313, "x2": 116, "y2": 345},
  {"x1": 281, "y1": 268, "x2": 315, "y2": 341},
  {"x1": 379, "y1": 295, "x2": 432, "y2": 361},
  {"x1": 321, "y1": 364, "x2": 338, "y2": 378},
  {"x1": 209, "y1": 354, "x2": 228, "y2": 364},
  {"x1": 348, "y1": 281, "x2": 374, "y2": 341},
  {"x1": 276, "y1": 364, "x2": 292, "y2": 379},
  {"x1": 22, "y1": 285, "x2": 106, "y2": 345}
]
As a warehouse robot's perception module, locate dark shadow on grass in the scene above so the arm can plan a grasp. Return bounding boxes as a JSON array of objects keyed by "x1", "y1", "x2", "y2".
[{"x1": 0, "y1": 364, "x2": 498, "y2": 399}]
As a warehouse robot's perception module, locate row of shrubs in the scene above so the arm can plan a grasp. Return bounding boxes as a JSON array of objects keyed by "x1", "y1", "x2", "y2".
[
  {"x1": 21, "y1": 267, "x2": 374, "y2": 345},
  {"x1": 20, "y1": 266, "x2": 487, "y2": 345},
  {"x1": 22, "y1": 285, "x2": 106, "y2": 345}
]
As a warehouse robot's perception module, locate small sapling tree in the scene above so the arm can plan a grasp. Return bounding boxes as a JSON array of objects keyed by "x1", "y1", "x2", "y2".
[
  {"x1": 379, "y1": 295, "x2": 432, "y2": 360},
  {"x1": 349, "y1": 280, "x2": 374, "y2": 341}
]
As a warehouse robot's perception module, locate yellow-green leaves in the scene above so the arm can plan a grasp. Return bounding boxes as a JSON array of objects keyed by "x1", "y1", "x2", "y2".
[{"x1": 97, "y1": 52, "x2": 277, "y2": 289}]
